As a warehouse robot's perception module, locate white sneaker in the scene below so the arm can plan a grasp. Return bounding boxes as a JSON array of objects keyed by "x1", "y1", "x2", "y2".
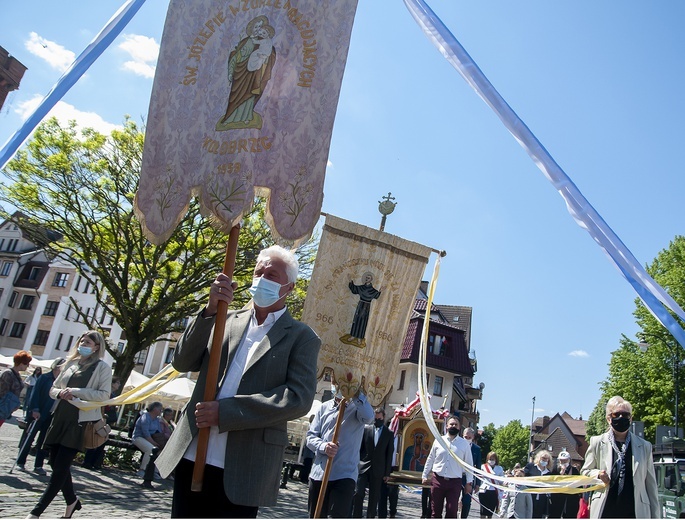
[{"x1": 16, "y1": 464, "x2": 25, "y2": 471}]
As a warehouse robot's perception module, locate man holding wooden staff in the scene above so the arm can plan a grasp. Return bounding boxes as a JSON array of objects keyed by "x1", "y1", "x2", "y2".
[
  {"x1": 155, "y1": 245, "x2": 321, "y2": 518},
  {"x1": 306, "y1": 380, "x2": 374, "y2": 518}
]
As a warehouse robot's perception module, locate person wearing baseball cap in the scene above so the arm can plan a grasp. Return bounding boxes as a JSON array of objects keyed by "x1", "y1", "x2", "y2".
[{"x1": 549, "y1": 450, "x2": 580, "y2": 518}]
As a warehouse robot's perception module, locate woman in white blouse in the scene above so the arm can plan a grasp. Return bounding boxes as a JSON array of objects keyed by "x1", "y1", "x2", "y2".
[{"x1": 479, "y1": 450, "x2": 505, "y2": 518}]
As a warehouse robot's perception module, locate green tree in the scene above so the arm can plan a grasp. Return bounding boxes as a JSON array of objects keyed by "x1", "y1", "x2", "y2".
[
  {"x1": 478, "y1": 422, "x2": 498, "y2": 458},
  {"x1": 0, "y1": 117, "x2": 316, "y2": 384},
  {"x1": 589, "y1": 236, "x2": 685, "y2": 443},
  {"x1": 491, "y1": 419, "x2": 530, "y2": 470},
  {"x1": 586, "y1": 399, "x2": 607, "y2": 439}
]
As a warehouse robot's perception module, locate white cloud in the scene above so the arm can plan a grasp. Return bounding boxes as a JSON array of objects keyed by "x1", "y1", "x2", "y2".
[
  {"x1": 327, "y1": 160, "x2": 333, "y2": 168},
  {"x1": 25, "y1": 32, "x2": 75, "y2": 73},
  {"x1": 568, "y1": 350, "x2": 590, "y2": 358},
  {"x1": 122, "y1": 60, "x2": 156, "y2": 79},
  {"x1": 16, "y1": 95, "x2": 120, "y2": 135},
  {"x1": 118, "y1": 34, "x2": 159, "y2": 78}
]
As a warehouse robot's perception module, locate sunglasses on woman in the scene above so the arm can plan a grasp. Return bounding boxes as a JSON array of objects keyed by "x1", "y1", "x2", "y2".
[{"x1": 610, "y1": 411, "x2": 631, "y2": 419}]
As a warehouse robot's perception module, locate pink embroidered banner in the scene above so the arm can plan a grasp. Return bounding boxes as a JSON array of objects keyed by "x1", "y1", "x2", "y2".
[{"x1": 135, "y1": 0, "x2": 358, "y2": 244}]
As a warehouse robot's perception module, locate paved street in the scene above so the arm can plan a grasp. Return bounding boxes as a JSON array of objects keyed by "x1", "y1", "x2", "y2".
[{"x1": 0, "y1": 412, "x2": 439, "y2": 519}]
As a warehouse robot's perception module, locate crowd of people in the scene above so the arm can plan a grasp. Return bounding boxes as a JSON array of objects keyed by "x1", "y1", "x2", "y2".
[{"x1": 0, "y1": 245, "x2": 662, "y2": 518}]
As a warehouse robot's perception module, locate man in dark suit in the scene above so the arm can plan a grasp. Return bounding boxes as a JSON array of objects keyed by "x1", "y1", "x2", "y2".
[
  {"x1": 155, "y1": 245, "x2": 321, "y2": 519},
  {"x1": 461, "y1": 427, "x2": 481, "y2": 518},
  {"x1": 353, "y1": 407, "x2": 395, "y2": 518}
]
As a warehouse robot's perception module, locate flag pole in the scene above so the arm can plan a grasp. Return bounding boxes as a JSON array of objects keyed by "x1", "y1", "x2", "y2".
[
  {"x1": 314, "y1": 398, "x2": 347, "y2": 518},
  {"x1": 191, "y1": 223, "x2": 241, "y2": 491}
]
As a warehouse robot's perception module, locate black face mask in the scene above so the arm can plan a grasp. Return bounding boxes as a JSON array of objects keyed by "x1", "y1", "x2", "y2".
[
  {"x1": 611, "y1": 416, "x2": 631, "y2": 433},
  {"x1": 374, "y1": 419, "x2": 384, "y2": 428},
  {"x1": 447, "y1": 427, "x2": 459, "y2": 436}
]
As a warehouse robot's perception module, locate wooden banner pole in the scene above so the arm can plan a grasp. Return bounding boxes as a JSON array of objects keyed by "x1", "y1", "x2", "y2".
[
  {"x1": 191, "y1": 223, "x2": 241, "y2": 492},
  {"x1": 314, "y1": 398, "x2": 347, "y2": 518}
]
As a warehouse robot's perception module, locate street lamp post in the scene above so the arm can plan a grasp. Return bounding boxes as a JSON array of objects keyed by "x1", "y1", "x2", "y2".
[
  {"x1": 672, "y1": 350, "x2": 680, "y2": 437},
  {"x1": 529, "y1": 396, "x2": 536, "y2": 461}
]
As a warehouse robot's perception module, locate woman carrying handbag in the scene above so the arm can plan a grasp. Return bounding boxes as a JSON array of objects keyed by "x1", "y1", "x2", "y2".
[{"x1": 26, "y1": 331, "x2": 112, "y2": 519}]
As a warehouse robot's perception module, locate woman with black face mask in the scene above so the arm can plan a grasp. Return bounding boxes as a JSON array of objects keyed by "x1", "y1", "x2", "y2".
[{"x1": 581, "y1": 396, "x2": 659, "y2": 518}]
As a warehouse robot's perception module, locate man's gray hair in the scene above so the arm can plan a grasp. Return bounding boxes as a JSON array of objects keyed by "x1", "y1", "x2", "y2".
[
  {"x1": 463, "y1": 427, "x2": 476, "y2": 437},
  {"x1": 257, "y1": 245, "x2": 299, "y2": 283}
]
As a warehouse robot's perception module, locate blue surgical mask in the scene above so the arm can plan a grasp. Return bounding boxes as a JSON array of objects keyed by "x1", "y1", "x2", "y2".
[
  {"x1": 78, "y1": 346, "x2": 93, "y2": 357},
  {"x1": 249, "y1": 276, "x2": 288, "y2": 308},
  {"x1": 331, "y1": 385, "x2": 342, "y2": 400}
]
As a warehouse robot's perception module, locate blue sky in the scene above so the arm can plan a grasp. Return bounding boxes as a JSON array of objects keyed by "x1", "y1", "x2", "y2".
[{"x1": 2, "y1": 1, "x2": 684, "y2": 432}]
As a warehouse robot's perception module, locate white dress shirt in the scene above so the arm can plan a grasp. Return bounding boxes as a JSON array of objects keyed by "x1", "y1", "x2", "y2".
[
  {"x1": 422, "y1": 434, "x2": 474, "y2": 483},
  {"x1": 184, "y1": 307, "x2": 286, "y2": 467}
]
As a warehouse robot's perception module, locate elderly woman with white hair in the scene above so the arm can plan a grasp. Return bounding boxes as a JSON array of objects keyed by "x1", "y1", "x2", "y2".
[
  {"x1": 581, "y1": 396, "x2": 659, "y2": 518},
  {"x1": 525, "y1": 449, "x2": 553, "y2": 518}
]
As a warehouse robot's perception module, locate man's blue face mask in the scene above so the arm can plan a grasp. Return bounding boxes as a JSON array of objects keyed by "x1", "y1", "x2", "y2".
[{"x1": 249, "y1": 276, "x2": 288, "y2": 308}]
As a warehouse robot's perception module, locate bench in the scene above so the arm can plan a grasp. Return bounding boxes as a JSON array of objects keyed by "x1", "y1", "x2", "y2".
[{"x1": 105, "y1": 437, "x2": 137, "y2": 450}]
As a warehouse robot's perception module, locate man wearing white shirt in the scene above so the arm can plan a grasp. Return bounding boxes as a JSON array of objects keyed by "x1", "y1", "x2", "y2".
[
  {"x1": 422, "y1": 417, "x2": 473, "y2": 518},
  {"x1": 155, "y1": 245, "x2": 321, "y2": 518}
]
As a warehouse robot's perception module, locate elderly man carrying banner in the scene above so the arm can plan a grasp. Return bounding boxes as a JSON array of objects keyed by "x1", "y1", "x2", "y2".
[{"x1": 155, "y1": 245, "x2": 321, "y2": 518}]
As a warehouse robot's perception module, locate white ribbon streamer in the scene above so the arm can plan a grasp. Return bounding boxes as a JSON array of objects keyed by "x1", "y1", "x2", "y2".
[
  {"x1": 418, "y1": 255, "x2": 602, "y2": 494},
  {"x1": 404, "y1": 0, "x2": 685, "y2": 349}
]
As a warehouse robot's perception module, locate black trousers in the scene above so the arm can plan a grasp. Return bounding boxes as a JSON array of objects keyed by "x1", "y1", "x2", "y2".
[
  {"x1": 17, "y1": 417, "x2": 50, "y2": 468},
  {"x1": 379, "y1": 482, "x2": 399, "y2": 518},
  {"x1": 171, "y1": 458, "x2": 258, "y2": 518},
  {"x1": 353, "y1": 471, "x2": 384, "y2": 518},
  {"x1": 309, "y1": 478, "x2": 355, "y2": 518},
  {"x1": 30, "y1": 444, "x2": 79, "y2": 516},
  {"x1": 461, "y1": 487, "x2": 473, "y2": 518},
  {"x1": 421, "y1": 488, "x2": 432, "y2": 518},
  {"x1": 143, "y1": 447, "x2": 160, "y2": 482}
]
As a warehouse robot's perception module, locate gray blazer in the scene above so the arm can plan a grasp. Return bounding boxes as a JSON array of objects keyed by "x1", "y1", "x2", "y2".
[
  {"x1": 581, "y1": 432, "x2": 660, "y2": 518},
  {"x1": 155, "y1": 308, "x2": 321, "y2": 507}
]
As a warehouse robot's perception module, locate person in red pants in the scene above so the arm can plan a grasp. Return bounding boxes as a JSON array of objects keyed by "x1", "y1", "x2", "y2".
[{"x1": 421, "y1": 417, "x2": 473, "y2": 518}]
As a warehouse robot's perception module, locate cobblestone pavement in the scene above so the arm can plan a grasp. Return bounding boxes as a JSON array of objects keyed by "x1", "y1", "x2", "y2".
[{"x1": 1, "y1": 412, "x2": 475, "y2": 519}]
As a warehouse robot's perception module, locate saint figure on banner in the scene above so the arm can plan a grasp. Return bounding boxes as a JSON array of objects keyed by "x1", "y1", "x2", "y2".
[
  {"x1": 339, "y1": 271, "x2": 381, "y2": 348},
  {"x1": 217, "y1": 15, "x2": 276, "y2": 131}
]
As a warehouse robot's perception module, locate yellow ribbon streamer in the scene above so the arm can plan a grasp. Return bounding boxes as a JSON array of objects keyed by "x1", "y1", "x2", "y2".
[
  {"x1": 417, "y1": 255, "x2": 605, "y2": 495},
  {"x1": 68, "y1": 364, "x2": 183, "y2": 411}
]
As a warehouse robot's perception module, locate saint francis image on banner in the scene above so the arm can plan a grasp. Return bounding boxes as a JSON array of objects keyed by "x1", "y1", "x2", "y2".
[
  {"x1": 302, "y1": 214, "x2": 433, "y2": 407},
  {"x1": 339, "y1": 271, "x2": 382, "y2": 348}
]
